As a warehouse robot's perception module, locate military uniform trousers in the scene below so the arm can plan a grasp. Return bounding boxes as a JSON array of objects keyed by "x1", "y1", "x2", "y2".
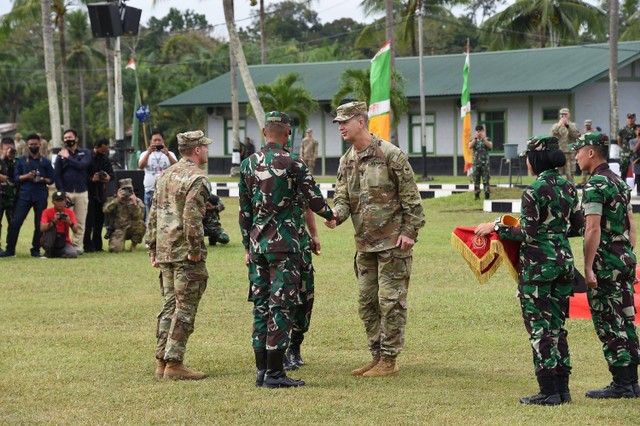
[
  {"x1": 560, "y1": 151, "x2": 577, "y2": 183},
  {"x1": 472, "y1": 164, "x2": 490, "y2": 197},
  {"x1": 519, "y1": 280, "x2": 572, "y2": 377},
  {"x1": 587, "y1": 266, "x2": 639, "y2": 367},
  {"x1": 355, "y1": 247, "x2": 412, "y2": 358},
  {"x1": 619, "y1": 153, "x2": 631, "y2": 180},
  {"x1": 156, "y1": 261, "x2": 208, "y2": 363},
  {"x1": 248, "y1": 252, "x2": 301, "y2": 350},
  {"x1": 291, "y1": 245, "x2": 315, "y2": 338},
  {"x1": 108, "y1": 222, "x2": 146, "y2": 253},
  {"x1": 204, "y1": 223, "x2": 230, "y2": 245}
]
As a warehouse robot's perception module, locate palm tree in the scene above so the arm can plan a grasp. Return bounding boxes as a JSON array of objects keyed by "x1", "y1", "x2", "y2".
[
  {"x1": 331, "y1": 68, "x2": 408, "y2": 132},
  {"x1": 40, "y1": 0, "x2": 62, "y2": 147},
  {"x1": 253, "y1": 72, "x2": 318, "y2": 140},
  {"x1": 481, "y1": 0, "x2": 606, "y2": 50}
]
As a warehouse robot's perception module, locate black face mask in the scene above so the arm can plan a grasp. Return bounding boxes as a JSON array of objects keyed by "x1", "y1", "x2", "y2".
[
  {"x1": 64, "y1": 140, "x2": 76, "y2": 148},
  {"x1": 29, "y1": 146, "x2": 40, "y2": 154}
]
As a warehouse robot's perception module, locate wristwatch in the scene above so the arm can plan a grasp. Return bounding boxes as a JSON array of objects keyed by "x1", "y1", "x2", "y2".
[{"x1": 493, "y1": 223, "x2": 501, "y2": 233}]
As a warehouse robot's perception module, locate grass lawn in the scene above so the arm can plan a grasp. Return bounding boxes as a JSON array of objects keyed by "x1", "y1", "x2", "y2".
[{"x1": 1, "y1": 188, "x2": 637, "y2": 424}]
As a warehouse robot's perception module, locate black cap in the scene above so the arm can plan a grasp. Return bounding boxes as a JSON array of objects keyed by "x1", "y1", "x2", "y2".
[{"x1": 52, "y1": 191, "x2": 66, "y2": 201}]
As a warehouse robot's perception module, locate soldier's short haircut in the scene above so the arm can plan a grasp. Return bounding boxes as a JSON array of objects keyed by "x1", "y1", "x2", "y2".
[
  {"x1": 26, "y1": 133, "x2": 40, "y2": 142},
  {"x1": 593, "y1": 144, "x2": 609, "y2": 160},
  {"x1": 356, "y1": 113, "x2": 369, "y2": 126},
  {"x1": 178, "y1": 145, "x2": 194, "y2": 156},
  {"x1": 264, "y1": 121, "x2": 289, "y2": 137}
]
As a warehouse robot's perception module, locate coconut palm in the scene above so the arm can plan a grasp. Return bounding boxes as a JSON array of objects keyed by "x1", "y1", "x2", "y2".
[
  {"x1": 40, "y1": 0, "x2": 62, "y2": 147},
  {"x1": 481, "y1": 0, "x2": 607, "y2": 50}
]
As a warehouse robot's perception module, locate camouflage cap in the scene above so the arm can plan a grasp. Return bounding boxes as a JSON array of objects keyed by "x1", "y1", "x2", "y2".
[
  {"x1": 519, "y1": 135, "x2": 559, "y2": 157},
  {"x1": 52, "y1": 190, "x2": 66, "y2": 201},
  {"x1": 264, "y1": 111, "x2": 291, "y2": 125},
  {"x1": 584, "y1": 119, "x2": 592, "y2": 125},
  {"x1": 570, "y1": 132, "x2": 609, "y2": 151},
  {"x1": 333, "y1": 101, "x2": 368, "y2": 123},
  {"x1": 559, "y1": 107, "x2": 570, "y2": 115},
  {"x1": 177, "y1": 130, "x2": 213, "y2": 147},
  {"x1": 628, "y1": 112, "x2": 636, "y2": 118},
  {"x1": 119, "y1": 178, "x2": 133, "y2": 188}
]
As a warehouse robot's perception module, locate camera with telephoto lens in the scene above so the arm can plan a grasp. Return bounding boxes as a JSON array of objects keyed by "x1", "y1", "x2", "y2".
[
  {"x1": 99, "y1": 170, "x2": 108, "y2": 180},
  {"x1": 32, "y1": 169, "x2": 42, "y2": 183},
  {"x1": 104, "y1": 226, "x2": 114, "y2": 240},
  {"x1": 122, "y1": 187, "x2": 133, "y2": 197}
]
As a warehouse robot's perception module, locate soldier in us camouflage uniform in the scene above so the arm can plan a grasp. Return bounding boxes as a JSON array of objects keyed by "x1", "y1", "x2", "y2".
[
  {"x1": 327, "y1": 101, "x2": 425, "y2": 378},
  {"x1": 477, "y1": 136, "x2": 584, "y2": 406},
  {"x1": 203, "y1": 193, "x2": 229, "y2": 246},
  {"x1": 145, "y1": 130, "x2": 212, "y2": 381},
  {"x1": 550, "y1": 108, "x2": 580, "y2": 182},
  {"x1": 617, "y1": 112, "x2": 636, "y2": 179},
  {"x1": 469, "y1": 124, "x2": 492, "y2": 200},
  {"x1": 102, "y1": 178, "x2": 145, "y2": 253},
  {"x1": 239, "y1": 111, "x2": 334, "y2": 389},
  {"x1": 573, "y1": 132, "x2": 640, "y2": 399}
]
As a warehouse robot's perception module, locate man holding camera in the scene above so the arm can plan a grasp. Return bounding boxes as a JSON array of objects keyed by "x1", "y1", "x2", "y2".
[
  {"x1": 40, "y1": 191, "x2": 78, "y2": 258},
  {"x1": 103, "y1": 178, "x2": 145, "y2": 253},
  {"x1": 83, "y1": 138, "x2": 114, "y2": 253},
  {"x1": 0, "y1": 137, "x2": 18, "y2": 254},
  {"x1": 0, "y1": 134, "x2": 54, "y2": 258},
  {"x1": 550, "y1": 107, "x2": 580, "y2": 182},
  {"x1": 54, "y1": 128, "x2": 92, "y2": 253},
  {"x1": 203, "y1": 193, "x2": 229, "y2": 246},
  {"x1": 138, "y1": 131, "x2": 177, "y2": 220}
]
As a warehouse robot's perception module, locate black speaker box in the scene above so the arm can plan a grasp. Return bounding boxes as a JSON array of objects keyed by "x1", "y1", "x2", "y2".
[
  {"x1": 107, "y1": 170, "x2": 145, "y2": 200},
  {"x1": 122, "y1": 6, "x2": 142, "y2": 36},
  {"x1": 87, "y1": 3, "x2": 123, "y2": 38}
]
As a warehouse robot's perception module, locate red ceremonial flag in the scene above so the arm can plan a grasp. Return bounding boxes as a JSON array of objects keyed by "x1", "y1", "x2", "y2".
[{"x1": 126, "y1": 56, "x2": 136, "y2": 70}]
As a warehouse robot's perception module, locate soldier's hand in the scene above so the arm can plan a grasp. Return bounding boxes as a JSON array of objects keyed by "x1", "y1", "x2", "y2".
[
  {"x1": 151, "y1": 255, "x2": 158, "y2": 268},
  {"x1": 245, "y1": 250, "x2": 250, "y2": 267},
  {"x1": 475, "y1": 222, "x2": 494, "y2": 236},
  {"x1": 585, "y1": 269, "x2": 598, "y2": 289},
  {"x1": 324, "y1": 219, "x2": 336, "y2": 229},
  {"x1": 396, "y1": 235, "x2": 415, "y2": 252},
  {"x1": 310, "y1": 235, "x2": 321, "y2": 255},
  {"x1": 188, "y1": 253, "x2": 202, "y2": 263}
]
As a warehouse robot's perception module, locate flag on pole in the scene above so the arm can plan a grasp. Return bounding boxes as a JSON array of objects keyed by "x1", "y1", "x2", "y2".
[
  {"x1": 369, "y1": 41, "x2": 391, "y2": 141},
  {"x1": 461, "y1": 41, "x2": 473, "y2": 172},
  {"x1": 126, "y1": 56, "x2": 136, "y2": 70}
]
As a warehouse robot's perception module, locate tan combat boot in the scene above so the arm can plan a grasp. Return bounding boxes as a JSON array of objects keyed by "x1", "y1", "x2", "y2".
[
  {"x1": 362, "y1": 356, "x2": 399, "y2": 377},
  {"x1": 351, "y1": 355, "x2": 381, "y2": 376},
  {"x1": 163, "y1": 362, "x2": 206, "y2": 380},
  {"x1": 155, "y1": 360, "x2": 167, "y2": 380}
]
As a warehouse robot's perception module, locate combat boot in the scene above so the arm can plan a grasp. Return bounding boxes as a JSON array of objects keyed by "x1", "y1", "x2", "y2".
[
  {"x1": 262, "y1": 350, "x2": 305, "y2": 388},
  {"x1": 283, "y1": 351, "x2": 299, "y2": 371},
  {"x1": 555, "y1": 373, "x2": 572, "y2": 403},
  {"x1": 254, "y1": 348, "x2": 267, "y2": 387},
  {"x1": 287, "y1": 332, "x2": 304, "y2": 367},
  {"x1": 351, "y1": 354, "x2": 381, "y2": 376},
  {"x1": 629, "y1": 363, "x2": 640, "y2": 397},
  {"x1": 520, "y1": 376, "x2": 562, "y2": 406},
  {"x1": 155, "y1": 360, "x2": 166, "y2": 380},
  {"x1": 163, "y1": 362, "x2": 206, "y2": 380},
  {"x1": 362, "y1": 356, "x2": 399, "y2": 377},
  {"x1": 585, "y1": 366, "x2": 635, "y2": 399}
]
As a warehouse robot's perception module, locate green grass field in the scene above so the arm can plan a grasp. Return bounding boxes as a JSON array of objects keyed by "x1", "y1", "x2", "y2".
[{"x1": 1, "y1": 186, "x2": 637, "y2": 424}]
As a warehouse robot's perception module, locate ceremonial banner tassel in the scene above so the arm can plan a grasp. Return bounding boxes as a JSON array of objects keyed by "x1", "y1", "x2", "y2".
[
  {"x1": 369, "y1": 41, "x2": 391, "y2": 141},
  {"x1": 461, "y1": 40, "x2": 473, "y2": 172}
]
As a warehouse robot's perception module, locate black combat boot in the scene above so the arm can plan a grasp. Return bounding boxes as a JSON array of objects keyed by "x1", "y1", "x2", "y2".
[
  {"x1": 262, "y1": 349, "x2": 305, "y2": 388},
  {"x1": 474, "y1": 193, "x2": 480, "y2": 201},
  {"x1": 555, "y1": 374, "x2": 571, "y2": 403},
  {"x1": 254, "y1": 348, "x2": 267, "y2": 387},
  {"x1": 485, "y1": 192, "x2": 490, "y2": 200},
  {"x1": 585, "y1": 366, "x2": 635, "y2": 399},
  {"x1": 520, "y1": 376, "x2": 562, "y2": 406},
  {"x1": 630, "y1": 363, "x2": 640, "y2": 397},
  {"x1": 287, "y1": 332, "x2": 304, "y2": 367},
  {"x1": 283, "y1": 349, "x2": 299, "y2": 371}
]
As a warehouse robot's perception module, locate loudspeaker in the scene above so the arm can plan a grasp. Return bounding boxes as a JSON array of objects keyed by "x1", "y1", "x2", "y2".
[
  {"x1": 87, "y1": 3, "x2": 123, "y2": 38},
  {"x1": 122, "y1": 6, "x2": 142, "y2": 36},
  {"x1": 107, "y1": 170, "x2": 145, "y2": 199}
]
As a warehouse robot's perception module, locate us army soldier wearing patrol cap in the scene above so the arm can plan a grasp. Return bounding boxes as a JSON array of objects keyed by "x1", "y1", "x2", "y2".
[
  {"x1": 145, "y1": 129, "x2": 213, "y2": 381},
  {"x1": 327, "y1": 101, "x2": 425, "y2": 378},
  {"x1": 102, "y1": 178, "x2": 145, "y2": 253}
]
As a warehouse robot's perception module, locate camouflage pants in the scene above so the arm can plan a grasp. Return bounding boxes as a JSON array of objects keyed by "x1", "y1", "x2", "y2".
[
  {"x1": 355, "y1": 248, "x2": 412, "y2": 358},
  {"x1": 587, "y1": 267, "x2": 639, "y2": 367},
  {"x1": 472, "y1": 164, "x2": 490, "y2": 197},
  {"x1": 156, "y1": 261, "x2": 208, "y2": 363},
  {"x1": 205, "y1": 225, "x2": 230, "y2": 245},
  {"x1": 108, "y1": 222, "x2": 146, "y2": 253},
  {"x1": 620, "y1": 152, "x2": 631, "y2": 180},
  {"x1": 559, "y1": 151, "x2": 575, "y2": 183},
  {"x1": 248, "y1": 252, "x2": 301, "y2": 350},
  {"x1": 518, "y1": 281, "x2": 572, "y2": 377},
  {"x1": 291, "y1": 245, "x2": 314, "y2": 337}
]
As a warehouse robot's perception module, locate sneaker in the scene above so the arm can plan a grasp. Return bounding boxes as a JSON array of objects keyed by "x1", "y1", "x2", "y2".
[
  {"x1": 0, "y1": 251, "x2": 15, "y2": 258},
  {"x1": 31, "y1": 250, "x2": 42, "y2": 258},
  {"x1": 76, "y1": 248, "x2": 84, "y2": 256}
]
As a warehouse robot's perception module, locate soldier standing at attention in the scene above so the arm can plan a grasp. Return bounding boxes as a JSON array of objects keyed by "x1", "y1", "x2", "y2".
[
  {"x1": 145, "y1": 130, "x2": 212, "y2": 381},
  {"x1": 617, "y1": 112, "x2": 636, "y2": 179},
  {"x1": 326, "y1": 101, "x2": 425, "y2": 377},
  {"x1": 573, "y1": 132, "x2": 640, "y2": 398},
  {"x1": 469, "y1": 124, "x2": 492, "y2": 200},
  {"x1": 300, "y1": 128, "x2": 318, "y2": 174},
  {"x1": 102, "y1": 178, "x2": 145, "y2": 253},
  {"x1": 476, "y1": 136, "x2": 584, "y2": 406},
  {"x1": 550, "y1": 108, "x2": 579, "y2": 182},
  {"x1": 239, "y1": 111, "x2": 334, "y2": 389}
]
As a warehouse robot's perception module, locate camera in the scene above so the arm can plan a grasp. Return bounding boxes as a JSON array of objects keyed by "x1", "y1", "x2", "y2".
[
  {"x1": 32, "y1": 169, "x2": 42, "y2": 183},
  {"x1": 8, "y1": 147, "x2": 16, "y2": 156},
  {"x1": 99, "y1": 170, "x2": 108, "y2": 180},
  {"x1": 66, "y1": 198, "x2": 75, "y2": 208},
  {"x1": 155, "y1": 145, "x2": 164, "y2": 151},
  {"x1": 58, "y1": 212, "x2": 68, "y2": 220},
  {"x1": 122, "y1": 187, "x2": 133, "y2": 197},
  {"x1": 104, "y1": 226, "x2": 114, "y2": 240}
]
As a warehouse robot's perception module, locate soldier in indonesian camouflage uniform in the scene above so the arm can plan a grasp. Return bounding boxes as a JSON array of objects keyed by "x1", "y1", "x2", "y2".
[
  {"x1": 239, "y1": 111, "x2": 334, "y2": 389},
  {"x1": 550, "y1": 108, "x2": 580, "y2": 182},
  {"x1": 145, "y1": 130, "x2": 212, "y2": 381},
  {"x1": 469, "y1": 124, "x2": 492, "y2": 200},
  {"x1": 102, "y1": 178, "x2": 145, "y2": 253},
  {"x1": 203, "y1": 193, "x2": 229, "y2": 246},
  {"x1": 617, "y1": 112, "x2": 636, "y2": 179},
  {"x1": 326, "y1": 101, "x2": 425, "y2": 378},
  {"x1": 573, "y1": 132, "x2": 640, "y2": 399},
  {"x1": 477, "y1": 136, "x2": 584, "y2": 406}
]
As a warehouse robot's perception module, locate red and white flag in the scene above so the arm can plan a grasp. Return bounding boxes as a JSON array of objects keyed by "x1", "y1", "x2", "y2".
[{"x1": 126, "y1": 57, "x2": 136, "y2": 70}]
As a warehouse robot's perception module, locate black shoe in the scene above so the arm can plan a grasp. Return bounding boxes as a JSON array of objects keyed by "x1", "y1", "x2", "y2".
[
  {"x1": 0, "y1": 250, "x2": 15, "y2": 258},
  {"x1": 254, "y1": 348, "x2": 267, "y2": 387},
  {"x1": 555, "y1": 374, "x2": 571, "y2": 403},
  {"x1": 0, "y1": 248, "x2": 4, "y2": 255},
  {"x1": 30, "y1": 250, "x2": 42, "y2": 258},
  {"x1": 485, "y1": 193, "x2": 490, "y2": 200},
  {"x1": 632, "y1": 383, "x2": 640, "y2": 397},
  {"x1": 585, "y1": 382, "x2": 635, "y2": 399},
  {"x1": 519, "y1": 392, "x2": 562, "y2": 406},
  {"x1": 287, "y1": 345, "x2": 304, "y2": 367},
  {"x1": 474, "y1": 194, "x2": 480, "y2": 201},
  {"x1": 262, "y1": 349, "x2": 305, "y2": 388},
  {"x1": 283, "y1": 352, "x2": 299, "y2": 371}
]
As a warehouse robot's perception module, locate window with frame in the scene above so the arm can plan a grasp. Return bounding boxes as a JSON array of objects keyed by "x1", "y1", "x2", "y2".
[
  {"x1": 478, "y1": 111, "x2": 505, "y2": 151},
  {"x1": 409, "y1": 113, "x2": 435, "y2": 154},
  {"x1": 542, "y1": 107, "x2": 560, "y2": 122},
  {"x1": 224, "y1": 118, "x2": 246, "y2": 155}
]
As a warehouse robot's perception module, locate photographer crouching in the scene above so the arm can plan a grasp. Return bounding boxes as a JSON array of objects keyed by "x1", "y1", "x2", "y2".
[
  {"x1": 40, "y1": 191, "x2": 78, "y2": 258},
  {"x1": 102, "y1": 178, "x2": 145, "y2": 253}
]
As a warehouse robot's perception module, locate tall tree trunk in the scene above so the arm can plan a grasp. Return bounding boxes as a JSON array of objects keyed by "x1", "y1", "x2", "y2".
[
  {"x1": 105, "y1": 39, "x2": 115, "y2": 140},
  {"x1": 223, "y1": 0, "x2": 265, "y2": 129},
  {"x1": 229, "y1": 25, "x2": 241, "y2": 176},
  {"x1": 260, "y1": 0, "x2": 266, "y2": 65},
  {"x1": 41, "y1": 0, "x2": 62, "y2": 149},
  {"x1": 59, "y1": 16, "x2": 70, "y2": 130},
  {"x1": 609, "y1": 0, "x2": 619, "y2": 142},
  {"x1": 79, "y1": 67, "x2": 87, "y2": 148}
]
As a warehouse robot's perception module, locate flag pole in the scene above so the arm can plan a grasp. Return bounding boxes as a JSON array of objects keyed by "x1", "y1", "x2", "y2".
[{"x1": 417, "y1": 0, "x2": 431, "y2": 181}]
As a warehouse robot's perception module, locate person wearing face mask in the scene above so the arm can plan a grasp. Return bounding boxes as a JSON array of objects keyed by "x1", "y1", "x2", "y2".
[
  {"x1": 83, "y1": 137, "x2": 115, "y2": 253},
  {"x1": 54, "y1": 128, "x2": 92, "y2": 254},
  {"x1": 0, "y1": 134, "x2": 54, "y2": 258},
  {"x1": 0, "y1": 137, "x2": 18, "y2": 254}
]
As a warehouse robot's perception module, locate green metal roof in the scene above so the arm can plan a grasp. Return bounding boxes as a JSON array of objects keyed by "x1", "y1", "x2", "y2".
[{"x1": 160, "y1": 41, "x2": 640, "y2": 107}]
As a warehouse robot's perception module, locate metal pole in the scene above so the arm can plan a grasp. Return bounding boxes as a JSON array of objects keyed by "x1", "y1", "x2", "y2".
[
  {"x1": 114, "y1": 36, "x2": 126, "y2": 168},
  {"x1": 417, "y1": 1, "x2": 431, "y2": 181}
]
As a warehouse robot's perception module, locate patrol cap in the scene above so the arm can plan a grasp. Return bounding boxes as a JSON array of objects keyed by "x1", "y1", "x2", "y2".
[
  {"x1": 519, "y1": 135, "x2": 559, "y2": 157},
  {"x1": 176, "y1": 130, "x2": 213, "y2": 147},
  {"x1": 264, "y1": 111, "x2": 291, "y2": 125},
  {"x1": 333, "y1": 101, "x2": 368, "y2": 123},
  {"x1": 570, "y1": 132, "x2": 610, "y2": 151},
  {"x1": 584, "y1": 119, "x2": 592, "y2": 125},
  {"x1": 306, "y1": 128, "x2": 312, "y2": 133},
  {"x1": 559, "y1": 108, "x2": 570, "y2": 115},
  {"x1": 52, "y1": 190, "x2": 66, "y2": 201},
  {"x1": 628, "y1": 112, "x2": 636, "y2": 118},
  {"x1": 118, "y1": 178, "x2": 133, "y2": 188}
]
